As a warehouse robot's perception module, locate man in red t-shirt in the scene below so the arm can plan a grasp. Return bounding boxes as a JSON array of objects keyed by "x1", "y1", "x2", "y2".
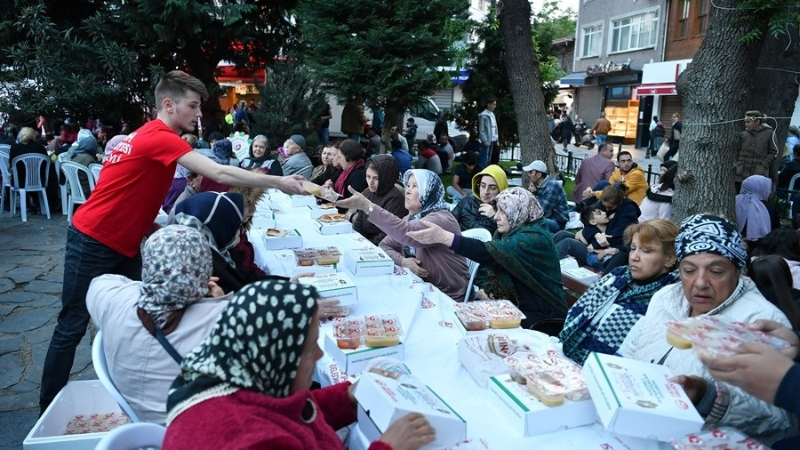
[{"x1": 39, "y1": 71, "x2": 306, "y2": 413}]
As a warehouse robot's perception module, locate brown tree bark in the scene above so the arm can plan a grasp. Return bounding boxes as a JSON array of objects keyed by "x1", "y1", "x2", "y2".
[
  {"x1": 497, "y1": 0, "x2": 555, "y2": 175},
  {"x1": 671, "y1": 0, "x2": 767, "y2": 223}
]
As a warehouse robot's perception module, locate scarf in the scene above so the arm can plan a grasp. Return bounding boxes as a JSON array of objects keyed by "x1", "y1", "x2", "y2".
[
  {"x1": 403, "y1": 169, "x2": 448, "y2": 221},
  {"x1": 167, "y1": 280, "x2": 318, "y2": 420},
  {"x1": 367, "y1": 155, "x2": 400, "y2": 197},
  {"x1": 212, "y1": 139, "x2": 233, "y2": 165},
  {"x1": 174, "y1": 192, "x2": 244, "y2": 267},
  {"x1": 137, "y1": 225, "x2": 212, "y2": 332},
  {"x1": 494, "y1": 187, "x2": 543, "y2": 229},
  {"x1": 477, "y1": 219, "x2": 567, "y2": 314},
  {"x1": 559, "y1": 266, "x2": 679, "y2": 365},
  {"x1": 335, "y1": 158, "x2": 365, "y2": 196},
  {"x1": 676, "y1": 214, "x2": 747, "y2": 270},
  {"x1": 72, "y1": 136, "x2": 98, "y2": 158},
  {"x1": 735, "y1": 175, "x2": 772, "y2": 241}
]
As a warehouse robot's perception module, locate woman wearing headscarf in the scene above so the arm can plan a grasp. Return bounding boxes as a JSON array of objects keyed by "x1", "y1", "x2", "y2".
[
  {"x1": 173, "y1": 192, "x2": 248, "y2": 294},
  {"x1": 451, "y1": 164, "x2": 508, "y2": 233},
  {"x1": 620, "y1": 214, "x2": 793, "y2": 444},
  {"x1": 163, "y1": 279, "x2": 435, "y2": 450},
  {"x1": 352, "y1": 155, "x2": 407, "y2": 245},
  {"x1": 212, "y1": 138, "x2": 236, "y2": 166},
  {"x1": 559, "y1": 219, "x2": 680, "y2": 364},
  {"x1": 735, "y1": 174, "x2": 779, "y2": 248},
  {"x1": 638, "y1": 160, "x2": 677, "y2": 221},
  {"x1": 70, "y1": 135, "x2": 100, "y2": 198},
  {"x1": 407, "y1": 187, "x2": 567, "y2": 326},
  {"x1": 86, "y1": 225, "x2": 230, "y2": 424},
  {"x1": 228, "y1": 184, "x2": 270, "y2": 280},
  {"x1": 337, "y1": 169, "x2": 469, "y2": 301},
  {"x1": 240, "y1": 134, "x2": 282, "y2": 175}
]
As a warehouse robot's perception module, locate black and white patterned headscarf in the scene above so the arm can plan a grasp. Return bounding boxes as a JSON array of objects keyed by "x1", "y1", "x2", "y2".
[
  {"x1": 170, "y1": 280, "x2": 318, "y2": 400},
  {"x1": 675, "y1": 214, "x2": 747, "y2": 270},
  {"x1": 403, "y1": 169, "x2": 448, "y2": 221}
]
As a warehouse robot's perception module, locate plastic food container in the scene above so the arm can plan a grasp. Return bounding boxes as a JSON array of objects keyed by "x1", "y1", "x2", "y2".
[
  {"x1": 504, "y1": 350, "x2": 589, "y2": 407},
  {"x1": 665, "y1": 315, "x2": 790, "y2": 358},
  {"x1": 293, "y1": 247, "x2": 342, "y2": 266},
  {"x1": 364, "y1": 315, "x2": 403, "y2": 348},
  {"x1": 454, "y1": 300, "x2": 525, "y2": 331},
  {"x1": 334, "y1": 317, "x2": 364, "y2": 350}
]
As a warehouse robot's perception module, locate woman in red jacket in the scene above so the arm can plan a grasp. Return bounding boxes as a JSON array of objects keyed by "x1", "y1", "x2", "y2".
[{"x1": 163, "y1": 279, "x2": 435, "y2": 450}]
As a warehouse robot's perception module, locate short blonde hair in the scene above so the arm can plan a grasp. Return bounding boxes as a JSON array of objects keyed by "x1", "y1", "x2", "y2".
[
  {"x1": 18, "y1": 127, "x2": 39, "y2": 144},
  {"x1": 624, "y1": 219, "x2": 679, "y2": 257}
]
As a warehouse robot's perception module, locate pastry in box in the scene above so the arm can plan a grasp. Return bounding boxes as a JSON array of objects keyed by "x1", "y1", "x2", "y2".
[
  {"x1": 665, "y1": 315, "x2": 790, "y2": 358},
  {"x1": 454, "y1": 300, "x2": 525, "y2": 331},
  {"x1": 302, "y1": 180, "x2": 341, "y2": 203},
  {"x1": 503, "y1": 350, "x2": 589, "y2": 407},
  {"x1": 262, "y1": 228, "x2": 303, "y2": 250}
]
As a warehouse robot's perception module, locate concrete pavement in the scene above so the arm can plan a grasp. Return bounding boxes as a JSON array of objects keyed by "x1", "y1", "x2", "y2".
[{"x1": 0, "y1": 211, "x2": 96, "y2": 450}]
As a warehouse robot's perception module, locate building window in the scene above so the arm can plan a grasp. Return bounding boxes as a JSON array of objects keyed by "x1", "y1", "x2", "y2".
[
  {"x1": 581, "y1": 24, "x2": 602, "y2": 58},
  {"x1": 678, "y1": 1, "x2": 690, "y2": 38},
  {"x1": 697, "y1": 0, "x2": 710, "y2": 35},
  {"x1": 611, "y1": 10, "x2": 659, "y2": 53}
]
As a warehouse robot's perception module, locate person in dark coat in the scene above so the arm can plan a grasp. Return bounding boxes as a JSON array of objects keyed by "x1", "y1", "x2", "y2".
[
  {"x1": 552, "y1": 115, "x2": 575, "y2": 151},
  {"x1": 352, "y1": 155, "x2": 408, "y2": 245}
]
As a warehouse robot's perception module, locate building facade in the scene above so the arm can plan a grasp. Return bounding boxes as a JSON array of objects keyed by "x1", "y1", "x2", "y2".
[{"x1": 570, "y1": 0, "x2": 668, "y2": 145}]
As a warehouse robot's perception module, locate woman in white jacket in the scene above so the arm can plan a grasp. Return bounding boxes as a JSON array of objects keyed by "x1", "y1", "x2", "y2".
[{"x1": 621, "y1": 214, "x2": 794, "y2": 445}]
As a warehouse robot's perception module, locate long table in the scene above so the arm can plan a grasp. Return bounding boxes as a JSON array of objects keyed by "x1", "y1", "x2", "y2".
[{"x1": 251, "y1": 190, "x2": 668, "y2": 450}]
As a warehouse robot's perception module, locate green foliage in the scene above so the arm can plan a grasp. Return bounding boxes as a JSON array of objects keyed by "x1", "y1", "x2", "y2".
[
  {"x1": 452, "y1": 3, "x2": 573, "y2": 149},
  {"x1": 296, "y1": 0, "x2": 470, "y2": 126},
  {"x1": 722, "y1": 0, "x2": 800, "y2": 43},
  {"x1": 252, "y1": 59, "x2": 327, "y2": 154},
  {"x1": 0, "y1": 0, "x2": 298, "y2": 124}
]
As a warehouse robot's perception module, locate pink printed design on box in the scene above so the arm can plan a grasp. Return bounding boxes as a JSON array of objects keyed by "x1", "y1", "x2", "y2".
[
  {"x1": 503, "y1": 350, "x2": 589, "y2": 406},
  {"x1": 666, "y1": 315, "x2": 790, "y2": 358},
  {"x1": 671, "y1": 428, "x2": 766, "y2": 450}
]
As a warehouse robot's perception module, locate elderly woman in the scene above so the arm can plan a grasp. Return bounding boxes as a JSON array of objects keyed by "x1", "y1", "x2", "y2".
[
  {"x1": 311, "y1": 141, "x2": 343, "y2": 186},
  {"x1": 333, "y1": 138, "x2": 367, "y2": 200},
  {"x1": 408, "y1": 187, "x2": 567, "y2": 326},
  {"x1": 352, "y1": 155, "x2": 408, "y2": 245},
  {"x1": 162, "y1": 279, "x2": 435, "y2": 450},
  {"x1": 310, "y1": 141, "x2": 335, "y2": 181},
  {"x1": 240, "y1": 134, "x2": 282, "y2": 175},
  {"x1": 736, "y1": 174, "x2": 779, "y2": 248},
  {"x1": 559, "y1": 219, "x2": 680, "y2": 365},
  {"x1": 451, "y1": 164, "x2": 508, "y2": 234},
  {"x1": 281, "y1": 134, "x2": 313, "y2": 179},
  {"x1": 87, "y1": 225, "x2": 230, "y2": 424},
  {"x1": 337, "y1": 169, "x2": 469, "y2": 301},
  {"x1": 620, "y1": 214, "x2": 793, "y2": 444},
  {"x1": 173, "y1": 192, "x2": 248, "y2": 294}
]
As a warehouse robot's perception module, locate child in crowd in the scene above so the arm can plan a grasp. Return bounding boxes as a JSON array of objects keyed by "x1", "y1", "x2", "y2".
[{"x1": 578, "y1": 206, "x2": 616, "y2": 270}]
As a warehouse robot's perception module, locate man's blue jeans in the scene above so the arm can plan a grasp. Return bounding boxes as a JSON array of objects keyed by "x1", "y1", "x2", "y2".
[
  {"x1": 317, "y1": 127, "x2": 330, "y2": 147},
  {"x1": 40, "y1": 226, "x2": 141, "y2": 412},
  {"x1": 347, "y1": 133, "x2": 362, "y2": 142},
  {"x1": 545, "y1": 218, "x2": 564, "y2": 234},
  {"x1": 596, "y1": 134, "x2": 607, "y2": 146},
  {"x1": 479, "y1": 144, "x2": 491, "y2": 168}
]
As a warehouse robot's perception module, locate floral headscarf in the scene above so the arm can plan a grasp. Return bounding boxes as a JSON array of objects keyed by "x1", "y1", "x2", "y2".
[
  {"x1": 167, "y1": 280, "x2": 318, "y2": 421},
  {"x1": 138, "y1": 225, "x2": 212, "y2": 327},
  {"x1": 403, "y1": 169, "x2": 448, "y2": 220},
  {"x1": 494, "y1": 187, "x2": 544, "y2": 230}
]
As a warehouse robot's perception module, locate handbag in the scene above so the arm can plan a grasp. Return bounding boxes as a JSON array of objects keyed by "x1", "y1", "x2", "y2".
[{"x1": 656, "y1": 141, "x2": 670, "y2": 162}]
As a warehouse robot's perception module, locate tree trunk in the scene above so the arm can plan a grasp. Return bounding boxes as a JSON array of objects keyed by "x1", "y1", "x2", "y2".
[
  {"x1": 497, "y1": 0, "x2": 554, "y2": 174},
  {"x1": 671, "y1": 0, "x2": 766, "y2": 223},
  {"x1": 750, "y1": 26, "x2": 800, "y2": 182}
]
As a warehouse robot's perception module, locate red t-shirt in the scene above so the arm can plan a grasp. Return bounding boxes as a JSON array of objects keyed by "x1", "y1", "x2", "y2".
[{"x1": 73, "y1": 119, "x2": 192, "y2": 257}]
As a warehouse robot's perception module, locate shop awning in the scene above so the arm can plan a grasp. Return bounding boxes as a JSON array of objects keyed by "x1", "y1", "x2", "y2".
[
  {"x1": 634, "y1": 83, "x2": 677, "y2": 96},
  {"x1": 558, "y1": 72, "x2": 588, "y2": 86}
]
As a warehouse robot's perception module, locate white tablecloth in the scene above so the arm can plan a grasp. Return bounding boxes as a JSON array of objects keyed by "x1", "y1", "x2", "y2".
[{"x1": 251, "y1": 190, "x2": 668, "y2": 450}]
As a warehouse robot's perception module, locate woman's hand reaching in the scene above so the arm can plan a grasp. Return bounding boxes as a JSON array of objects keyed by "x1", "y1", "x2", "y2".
[{"x1": 407, "y1": 220, "x2": 453, "y2": 246}]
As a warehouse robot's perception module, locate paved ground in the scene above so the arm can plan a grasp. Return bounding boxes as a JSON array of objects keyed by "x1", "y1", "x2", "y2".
[{"x1": 0, "y1": 210, "x2": 96, "y2": 450}]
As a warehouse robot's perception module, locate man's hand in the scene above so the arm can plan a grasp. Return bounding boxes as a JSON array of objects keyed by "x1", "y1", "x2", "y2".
[
  {"x1": 581, "y1": 187, "x2": 593, "y2": 200},
  {"x1": 671, "y1": 375, "x2": 707, "y2": 405},
  {"x1": 379, "y1": 413, "x2": 436, "y2": 450},
  {"x1": 700, "y1": 342, "x2": 795, "y2": 404},
  {"x1": 277, "y1": 175, "x2": 307, "y2": 195},
  {"x1": 401, "y1": 258, "x2": 429, "y2": 278},
  {"x1": 478, "y1": 203, "x2": 496, "y2": 218},
  {"x1": 747, "y1": 320, "x2": 799, "y2": 359},
  {"x1": 335, "y1": 186, "x2": 373, "y2": 211},
  {"x1": 317, "y1": 298, "x2": 346, "y2": 319},
  {"x1": 407, "y1": 220, "x2": 452, "y2": 246}
]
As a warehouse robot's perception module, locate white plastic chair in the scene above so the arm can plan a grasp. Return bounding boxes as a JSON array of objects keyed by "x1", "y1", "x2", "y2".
[
  {"x1": 461, "y1": 227, "x2": 493, "y2": 302},
  {"x1": 61, "y1": 161, "x2": 96, "y2": 224},
  {"x1": 92, "y1": 331, "x2": 141, "y2": 423},
  {"x1": 94, "y1": 422, "x2": 165, "y2": 450},
  {"x1": 786, "y1": 173, "x2": 800, "y2": 219},
  {"x1": 0, "y1": 144, "x2": 8, "y2": 156},
  {"x1": 10, "y1": 153, "x2": 51, "y2": 222},
  {"x1": 56, "y1": 153, "x2": 70, "y2": 215},
  {"x1": 89, "y1": 163, "x2": 103, "y2": 184},
  {"x1": 0, "y1": 151, "x2": 11, "y2": 215}
]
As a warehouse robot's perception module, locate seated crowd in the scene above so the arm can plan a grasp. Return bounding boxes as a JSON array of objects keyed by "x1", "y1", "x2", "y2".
[{"x1": 23, "y1": 75, "x2": 800, "y2": 449}]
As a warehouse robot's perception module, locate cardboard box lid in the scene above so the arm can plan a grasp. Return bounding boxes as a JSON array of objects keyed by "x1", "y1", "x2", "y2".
[
  {"x1": 264, "y1": 229, "x2": 302, "y2": 238},
  {"x1": 298, "y1": 272, "x2": 356, "y2": 291},
  {"x1": 563, "y1": 267, "x2": 599, "y2": 279}
]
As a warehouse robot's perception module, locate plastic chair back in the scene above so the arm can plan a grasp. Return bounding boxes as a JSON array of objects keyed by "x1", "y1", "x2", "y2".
[
  {"x1": 94, "y1": 422, "x2": 165, "y2": 450},
  {"x1": 0, "y1": 143, "x2": 9, "y2": 155},
  {"x1": 89, "y1": 163, "x2": 103, "y2": 184},
  {"x1": 11, "y1": 153, "x2": 49, "y2": 190},
  {"x1": 61, "y1": 161, "x2": 95, "y2": 203},
  {"x1": 0, "y1": 152, "x2": 10, "y2": 187},
  {"x1": 92, "y1": 331, "x2": 141, "y2": 423},
  {"x1": 461, "y1": 228, "x2": 493, "y2": 302}
]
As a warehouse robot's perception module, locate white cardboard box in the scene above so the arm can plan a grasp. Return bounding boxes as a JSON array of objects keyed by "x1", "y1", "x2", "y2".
[
  {"x1": 24, "y1": 380, "x2": 128, "y2": 450},
  {"x1": 344, "y1": 247, "x2": 395, "y2": 277},
  {"x1": 324, "y1": 333, "x2": 404, "y2": 376},
  {"x1": 286, "y1": 262, "x2": 339, "y2": 278},
  {"x1": 298, "y1": 272, "x2": 357, "y2": 307},
  {"x1": 487, "y1": 375, "x2": 596, "y2": 436},
  {"x1": 582, "y1": 352, "x2": 704, "y2": 442},
  {"x1": 262, "y1": 229, "x2": 303, "y2": 250},
  {"x1": 306, "y1": 204, "x2": 338, "y2": 219},
  {"x1": 315, "y1": 219, "x2": 353, "y2": 235},
  {"x1": 355, "y1": 371, "x2": 467, "y2": 450},
  {"x1": 563, "y1": 267, "x2": 600, "y2": 284},
  {"x1": 290, "y1": 194, "x2": 317, "y2": 207},
  {"x1": 559, "y1": 257, "x2": 579, "y2": 271},
  {"x1": 251, "y1": 208, "x2": 276, "y2": 229}
]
